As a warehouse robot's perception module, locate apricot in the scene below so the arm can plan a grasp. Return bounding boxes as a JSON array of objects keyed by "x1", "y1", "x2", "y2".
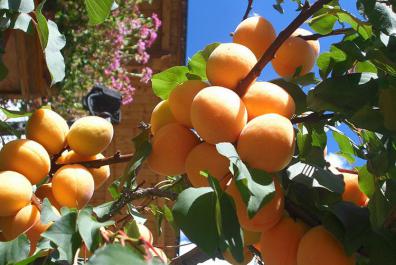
[
  {"x1": 259, "y1": 216, "x2": 309, "y2": 265},
  {"x1": 342, "y1": 173, "x2": 368, "y2": 207},
  {"x1": 35, "y1": 183, "x2": 62, "y2": 210},
  {"x1": 0, "y1": 171, "x2": 32, "y2": 217},
  {"x1": 297, "y1": 226, "x2": 355, "y2": 265},
  {"x1": 150, "y1": 100, "x2": 178, "y2": 135},
  {"x1": 52, "y1": 164, "x2": 95, "y2": 209},
  {"x1": 272, "y1": 28, "x2": 317, "y2": 78},
  {"x1": 226, "y1": 177, "x2": 284, "y2": 232},
  {"x1": 0, "y1": 139, "x2": 50, "y2": 184},
  {"x1": 292, "y1": 28, "x2": 320, "y2": 57},
  {"x1": 242, "y1": 228, "x2": 261, "y2": 246},
  {"x1": 0, "y1": 204, "x2": 40, "y2": 241},
  {"x1": 150, "y1": 247, "x2": 169, "y2": 263},
  {"x1": 147, "y1": 123, "x2": 200, "y2": 176},
  {"x1": 67, "y1": 116, "x2": 113, "y2": 156},
  {"x1": 168, "y1": 80, "x2": 208, "y2": 127},
  {"x1": 241, "y1": 82, "x2": 295, "y2": 120},
  {"x1": 237, "y1": 114, "x2": 295, "y2": 173},
  {"x1": 137, "y1": 223, "x2": 154, "y2": 244},
  {"x1": 223, "y1": 247, "x2": 253, "y2": 265},
  {"x1": 185, "y1": 142, "x2": 231, "y2": 189},
  {"x1": 191, "y1": 86, "x2": 247, "y2": 144},
  {"x1": 206, "y1": 43, "x2": 257, "y2": 90},
  {"x1": 26, "y1": 108, "x2": 69, "y2": 155},
  {"x1": 233, "y1": 16, "x2": 276, "y2": 59},
  {"x1": 57, "y1": 151, "x2": 110, "y2": 190}
]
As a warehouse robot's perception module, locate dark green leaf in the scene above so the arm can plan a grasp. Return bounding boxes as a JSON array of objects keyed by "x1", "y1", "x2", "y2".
[
  {"x1": 84, "y1": 0, "x2": 113, "y2": 25},
  {"x1": 358, "y1": 165, "x2": 375, "y2": 198},
  {"x1": 40, "y1": 198, "x2": 60, "y2": 225},
  {"x1": 188, "y1": 43, "x2": 220, "y2": 80},
  {"x1": 309, "y1": 14, "x2": 337, "y2": 34},
  {"x1": 93, "y1": 201, "x2": 115, "y2": 219},
  {"x1": 151, "y1": 66, "x2": 189, "y2": 100},
  {"x1": 0, "y1": 235, "x2": 30, "y2": 265},
  {"x1": 358, "y1": 0, "x2": 396, "y2": 36},
  {"x1": 368, "y1": 183, "x2": 392, "y2": 228},
  {"x1": 331, "y1": 128, "x2": 357, "y2": 164},
  {"x1": 296, "y1": 123, "x2": 327, "y2": 167},
  {"x1": 0, "y1": 0, "x2": 34, "y2": 13},
  {"x1": 367, "y1": 230, "x2": 396, "y2": 265}
]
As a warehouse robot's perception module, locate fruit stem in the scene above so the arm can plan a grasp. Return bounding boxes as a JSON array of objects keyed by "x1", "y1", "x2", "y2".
[
  {"x1": 299, "y1": 28, "x2": 354, "y2": 40},
  {"x1": 242, "y1": 0, "x2": 254, "y2": 20}
]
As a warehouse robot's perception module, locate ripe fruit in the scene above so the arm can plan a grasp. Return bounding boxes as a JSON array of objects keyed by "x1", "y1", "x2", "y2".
[
  {"x1": 342, "y1": 173, "x2": 368, "y2": 207},
  {"x1": 0, "y1": 171, "x2": 32, "y2": 217},
  {"x1": 241, "y1": 82, "x2": 295, "y2": 120},
  {"x1": 191, "y1": 86, "x2": 248, "y2": 144},
  {"x1": 292, "y1": 28, "x2": 320, "y2": 57},
  {"x1": 0, "y1": 139, "x2": 51, "y2": 184},
  {"x1": 137, "y1": 223, "x2": 154, "y2": 244},
  {"x1": 35, "y1": 183, "x2": 62, "y2": 210},
  {"x1": 150, "y1": 100, "x2": 178, "y2": 135},
  {"x1": 169, "y1": 80, "x2": 208, "y2": 128},
  {"x1": 297, "y1": 226, "x2": 355, "y2": 265},
  {"x1": 206, "y1": 43, "x2": 257, "y2": 90},
  {"x1": 185, "y1": 142, "x2": 231, "y2": 189},
  {"x1": 52, "y1": 165, "x2": 95, "y2": 209},
  {"x1": 147, "y1": 123, "x2": 200, "y2": 176},
  {"x1": 223, "y1": 247, "x2": 253, "y2": 265},
  {"x1": 67, "y1": 116, "x2": 113, "y2": 156},
  {"x1": 233, "y1": 16, "x2": 276, "y2": 59},
  {"x1": 237, "y1": 114, "x2": 295, "y2": 173},
  {"x1": 26, "y1": 108, "x2": 69, "y2": 154},
  {"x1": 272, "y1": 28, "x2": 318, "y2": 78},
  {"x1": 259, "y1": 216, "x2": 308, "y2": 265},
  {"x1": 0, "y1": 205, "x2": 40, "y2": 241},
  {"x1": 57, "y1": 151, "x2": 110, "y2": 190},
  {"x1": 226, "y1": 177, "x2": 284, "y2": 232},
  {"x1": 242, "y1": 228, "x2": 261, "y2": 246}
]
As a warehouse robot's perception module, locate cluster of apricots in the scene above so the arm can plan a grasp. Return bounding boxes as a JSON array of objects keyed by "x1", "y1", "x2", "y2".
[
  {"x1": 148, "y1": 16, "x2": 367, "y2": 265},
  {"x1": 0, "y1": 108, "x2": 113, "y2": 253}
]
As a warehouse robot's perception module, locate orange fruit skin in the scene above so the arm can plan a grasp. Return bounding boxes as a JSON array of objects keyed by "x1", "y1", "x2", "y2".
[
  {"x1": 292, "y1": 28, "x2": 320, "y2": 57},
  {"x1": 0, "y1": 205, "x2": 40, "y2": 241},
  {"x1": 52, "y1": 164, "x2": 95, "y2": 209},
  {"x1": 147, "y1": 123, "x2": 200, "y2": 176},
  {"x1": 0, "y1": 139, "x2": 50, "y2": 184},
  {"x1": 67, "y1": 116, "x2": 113, "y2": 156},
  {"x1": 223, "y1": 247, "x2": 254, "y2": 265},
  {"x1": 342, "y1": 173, "x2": 368, "y2": 207},
  {"x1": 35, "y1": 183, "x2": 62, "y2": 210},
  {"x1": 241, "y1": 82, "x2": 295, "y2": 120},
  {"x1": 137, "y1": 223, "x2": 154, "y2": 245},
  {"x1": 169, "y1": 80, "x2": 208, "y2": 127},
  {"x1": 26, "y1": 108, "x2": 69, "y2": 155},
  {"x1": 57, "y1": 151, "x2": 110, "y2": 190},
  {"x1": 242, "y1": 228, "x2": 261, "y2": 246},
  {"x1": 185, "y1": 142, "x2": 231, "y2": 189},
  {"x1": 297, "y1": 226, "x2": 355, "y2": 265},
  {"x1": 259, "y1": 216, "x2": 309, "y2": 265},
  {"x1": 0, "y1": 171, "x2": 32, "y2": 217},
  {"x1": 237, "y1": 114, "x2": 295, "y2": 173},
  {"x1": 191, "y1": 86, "x2": 248, "y2": 144},
  {"x1": 233, "y1": 16, "x2": 276, "y2": 59},
  {"x1": 206, "y1": 43, "x2": 257, "y2": 90},
  {"x1": 150, "y1": 100, "x2": 178, "y2": 135},
  {"x1": 226, "y1": 177, "x2": 284, "y2": 232}
]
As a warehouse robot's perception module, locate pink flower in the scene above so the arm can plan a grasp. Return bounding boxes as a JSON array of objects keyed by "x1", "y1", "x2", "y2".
[
  {"x1": 141, "y1": 67, "x2": 153, "y2": 83},
  {"x1": 140, "y1": 26, "x2": 150, "y2": 38},
  {"x1": 151, "y1": 13, "x2": 162, "y2": 30},
  {"x1": 146, "y1": 30, "x2": 157, "y2": 47},
  {"x1": 131, "y1": 19, "x2": 141, "y2": 29},
  {"x1": 137, "y1": 39, "x2": 146, "y2": 53}
]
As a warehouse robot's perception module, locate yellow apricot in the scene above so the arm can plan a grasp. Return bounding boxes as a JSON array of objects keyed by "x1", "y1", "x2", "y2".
[
  {"x1": 191, "y1": 86, "x2": 247, "y2": 144},
  {"x1": 26, "y1": 108, "x2": 69, "y2": 155},
  {"x1": 0, "y1": 205, "x2": 40, "y2": 241},
  {"x1": 147, "y1": 123, "x2": 200, "y2": 176},
  {"x1": 150, "y1": 100, "x2": 178, "y2": 135},
  {"x1": 241, "y1": 82, "x2": 295, "y2": 120},
  {"x1": 52, "y1": 164, "x2": 95, "y2": 209},
  {"x1": 169, "y1": 80, "x2": 208, "y2": 127},
  {"x1": 297, "y1": 226, "x2": 355, "y2": 265},
  {"x1": 57, "y1": 151, "x2": 110, "y2": 190},
  {"x1": 137, "y1": 223, "x2": 154, "y2": 244},
  {"x1": 292, "y1": 28, "x2": 320, "y2": 57},
  {"x1": 223, "y1": 247, "x2": 253, "y2": 265},
  {"x1": 185, "y1": 142, "x2": 231, "y2": 189},
  {"x1": 259, "y1": 216, "x2": 309, "y2": 265},
  {"x1": 242, "y1": 228, "x2": 261, "y2": 246},
  {"x1": 150, "y1": 247, "x2": 169, "y2": 264},
  {"x1": 237, "y1": 114, "x2": 295, "y2": 173},
  {"x1": 0, "y1": 139, "x2": 50, "y2": 184},
  {"x1": 0, "y1": 171, "x2": 32, "y2": 217},
  {"x1": 233, "y1": 16, "x2": 276, "y2": 59},
  {"x1": 35, "y1": 183, "x2": 62, "y2": 210},
  {"x1": 226, "y1": 177, "x2": 284, "y2": 232},
  {"x1": 342, "y1": 173, "x2": 368, "y2": 207},
  {"x1": 67, "y1": 116, "x2": 113, "y2": 156},
  {"x1": 206, "y1": 43, "x2": 257, "y2": 90}
]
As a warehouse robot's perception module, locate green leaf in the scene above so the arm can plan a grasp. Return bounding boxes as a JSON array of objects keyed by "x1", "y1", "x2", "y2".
[
  {"x1": 187, "y1": 43, "x2": 220, "y2": 80},
  {"x1": 367, "y1": 230, "x2": 396, "y2": 265},
  {"x1": 35, "y1": 1, "x2": 49, "y2": 49},
  {"x1": 0, "y1": 107, "x2": 31, "y2": 119},
  {"x1": 151, "y1": 66, "x2": 190, "y2": 100},
  {"x1": 44, "y1": 20, "x2": 66, "y2": 85},
  {"x1": 40, "y1": 198, "x2": 60, "y2": 225},
  {"x1": 270, "y1": 79, "x2": 307, "y2": 115},
  {"x1": 309, "y1": 14, "x2": 337, "y2": 34},
  {"x1": 0, "y1": 121, "x2": 22, "y2": 138},
  {"x1": 358, "y1": 165, "x2": 375, "y2": 198},
  {"x1": 317, "y1": 46, "x2": 347, "y2": 78},
  {"x1": 358, "y1": 0, "x2": 396, "y2": 36},
  {"x1": 368, "y1": 183, "x2": 392, "y2": 228},
  {"x1": 0, "y1": 235, "x2": 30, "y2": 265},
  {"x1": 297, "y1": 123, "x2": 327, "y2": 167},
  {"x1": 331, "y1": 128, "x2": 358, "y2": 164},
  {"x1": 84, "y1": 0, "x2": 114, "y2": 25},
  {"x1": 355, "y1": 61, "x2": 378, "y2": 74},
  {"x1": 0, "y1": 0, "x2": 34, "y2": 13},
  {"x1": 93, "y1": 201, "x2": 115, "y2": 219}
]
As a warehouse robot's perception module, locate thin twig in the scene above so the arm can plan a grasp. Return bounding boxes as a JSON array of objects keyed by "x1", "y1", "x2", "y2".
[
  {"x1": 242, "y1": 0, "x2": 254, "y2": 20},
  {"x1": 31, "y1": 194, "x2": 42, "y2": 211},
  {"x1": 291, "y1": 112, "x2": 335, "y2": 124},
  {"x1": 299, "y1": 28, "x2": 353, "y2": 40},
  {"x1": 336, "y1": 167, "x2": 358, "y2": 175}
]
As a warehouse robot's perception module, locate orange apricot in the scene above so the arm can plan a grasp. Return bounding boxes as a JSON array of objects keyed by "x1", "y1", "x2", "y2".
[
  {"x1": 150, "y1": 100, "x2": 178, "y2": 135},
  {"x1": 223, "y1": 247, "x2": 254, "y2": 265},
  {"x1": 259, "y1": 216, "x2": 309, "y2": 265},
  {"x1": 169, "y1": 80, "x2": 208, "y2": 127},
  {"x1": 233, "y1": 16, "x2": 276, "y2": 59},
  {"x1": 237, "y1": 114, "x2": 295, "y2": 173},
  {"x1": 191, "y1": 86, "x2": 247, "y2": 144},
  {"x1": 206, "y1": 43, "x2": 257, "y2": 90},
  {"x1": 137, "y1": 223, "x2": 154, "y2": 245},
  {"x1": 342, "y1": 173, "x2": 368, "y2": 207},
  {"x1": 52, "y1": 164, "x2": 95, "y2": 209},
  {"x1": 297, "y1": 226, "x2": 355, "y2": 265},
  {"x1": 241, "y1": 81, "x2": 295, "y2": 120},
  {"x1": 185, "y1": 142, "x2": 231, "y2": 189},
  {"x1": 26, "y1": 108, "x2": 69, "y2": 154},
  {"x1": 0, "y1": 139, "x2": 50, "y2": 184},
  {"x1": 67, "y1": 116, "x2": 113, "y2": 156},
  {"x1": 35, "y1": 183, "x2": 62, "y2": 210},
  {"x1": 147, "y1": 123, "x2": 200, "y2": 176},
  {"x1": 292, "y1": 28, "x2": 320, "y2": 57},
  {"x1": 226, "y1": 177, "x2": 284, "y2": 232}
]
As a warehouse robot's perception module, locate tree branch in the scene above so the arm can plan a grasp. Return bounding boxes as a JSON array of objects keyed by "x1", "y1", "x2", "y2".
[
  {"x1": 299, "y1": 28, "x2": 354, "y2": 41},
  {"x1": 236, "y1": 0, "x2": 333, "y2": 97},
  {"x1": 242, "y1": 0, "x2": 253, "y2": 20},
  {"x1": 291, "y1": 112, "x2": 335, "y2": 124}
]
